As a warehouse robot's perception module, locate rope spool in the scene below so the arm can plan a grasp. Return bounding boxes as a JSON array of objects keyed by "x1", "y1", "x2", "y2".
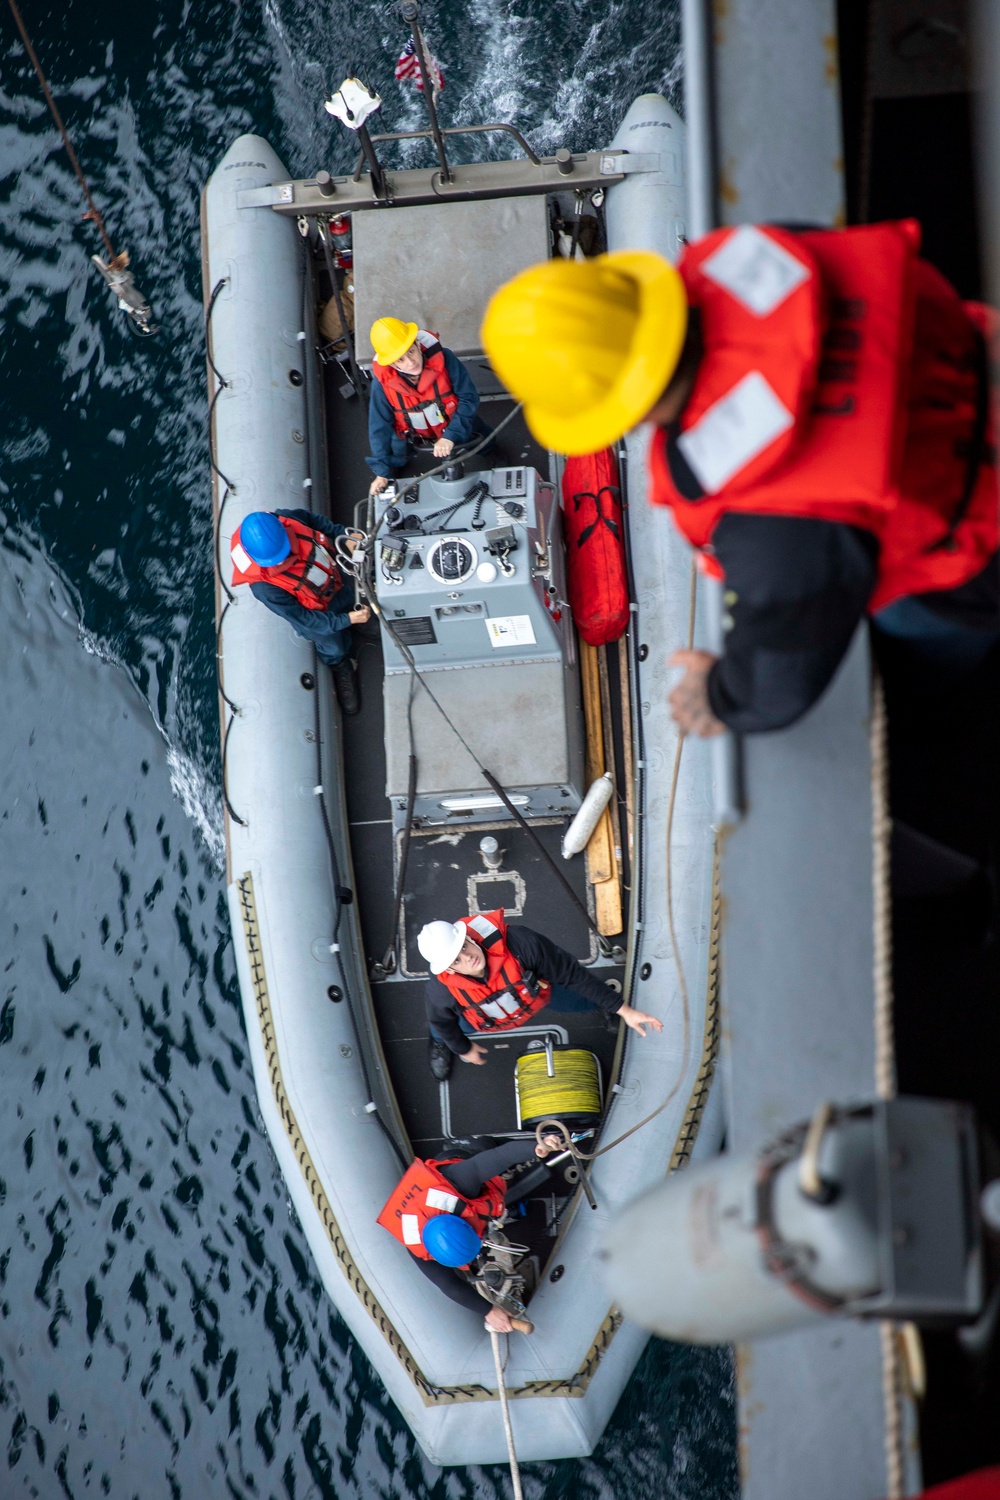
[{"x1": 516, "y1": 1048, "x2": 602, "y2": 1129}]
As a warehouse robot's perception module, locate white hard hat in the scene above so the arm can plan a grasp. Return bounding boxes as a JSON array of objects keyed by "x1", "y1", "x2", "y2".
[{"x1": 417, "y1": 919, "x2": 465, "y2": 974}]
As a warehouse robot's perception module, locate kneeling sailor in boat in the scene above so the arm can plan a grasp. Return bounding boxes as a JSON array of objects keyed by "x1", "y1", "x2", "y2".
[
  {"x1": 417, "y1": 909, "x2": 662, "y2": 1080},
  {"x1": 230, "y1": 509, "x2": 370, "y2": 716},
  {"x1": 481, "y1": 224, "x2": 1000, "y2": 736},
  {"x1": 366, "y1": 316, "x2": 490, "y2": 497},
  {"x1": 377, "y1": 1134, "x2": 562, "y2": 1330}
]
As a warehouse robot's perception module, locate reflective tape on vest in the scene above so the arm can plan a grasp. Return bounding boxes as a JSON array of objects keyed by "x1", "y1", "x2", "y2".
[
  {"x1": 305, "y1": 544, "x2": 336, "y2": 589},
  {"x1": 677, "y1": 371, "x2": 795, "y2": 494},
  {"x1": 401, "y1": 1214, "x2": 422, "y2": 1246},
  {"x1": 480, "y1": 990, "x2": 521, "y2": 1021},
  {"x1": 425, "y1": 1188, "x2": 460, "y2": 1212},
  {"x1": 406, "y1": 401, "x2": 445, "y2": 432},
  {"x1": 701, "y1": 224, "x2": 812, "y2": 317},
  {"x1": 467, "y1": 914, "x2": 499, "y2": 941},
  {"x1": 231, "y1": 540, "x2": 252, "y2": 573}
]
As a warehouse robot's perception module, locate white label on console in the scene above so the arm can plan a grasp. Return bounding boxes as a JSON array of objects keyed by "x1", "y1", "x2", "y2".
[{"x1": 486, "y1": 615, "x2": 536, "y2": 649}]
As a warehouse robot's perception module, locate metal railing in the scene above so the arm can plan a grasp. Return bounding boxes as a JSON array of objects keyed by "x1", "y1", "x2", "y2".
[{"x1": 353, "y1": 122, "x2": 542, "y2": 181}]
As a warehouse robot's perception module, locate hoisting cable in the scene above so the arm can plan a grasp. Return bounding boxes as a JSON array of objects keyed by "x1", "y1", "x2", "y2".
[
  {"x1": 532, "y1": 557, "x2": 699, "y2": 1167},
  {"x1": 488, "y1": 1327, "x2": 524, "y2": 1500},
  {"x1": 6, "y1": 0, "x2": 157, "y2": 335}
]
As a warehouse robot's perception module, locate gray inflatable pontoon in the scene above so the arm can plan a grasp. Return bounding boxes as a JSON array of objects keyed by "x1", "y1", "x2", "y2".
[{"x1": 202, "y1": 87, "x2": 722, "y2": 1465}]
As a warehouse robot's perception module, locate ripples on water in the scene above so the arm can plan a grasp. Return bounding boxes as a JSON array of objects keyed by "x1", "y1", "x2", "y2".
[{"x1": 0, "y1": 2, "x2": 734, "y2": 1494}]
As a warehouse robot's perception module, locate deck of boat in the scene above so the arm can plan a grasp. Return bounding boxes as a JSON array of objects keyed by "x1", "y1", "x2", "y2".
[{"x1": 320, "y1": 348, "x2": 629, "y2": 1279}]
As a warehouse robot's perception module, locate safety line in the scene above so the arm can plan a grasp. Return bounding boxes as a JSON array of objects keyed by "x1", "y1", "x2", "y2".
[
  {"x1": 6, "y1": 0, "x2": 117, "y2": 260},
  {"x1": 490, "y1": 1328, "x2": 524, "y2": 1500}
]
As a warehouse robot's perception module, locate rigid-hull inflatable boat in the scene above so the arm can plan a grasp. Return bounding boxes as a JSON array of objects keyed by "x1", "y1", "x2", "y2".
[{"x1": 202, "y1": 78, "x2": 721, "y2": 1465}]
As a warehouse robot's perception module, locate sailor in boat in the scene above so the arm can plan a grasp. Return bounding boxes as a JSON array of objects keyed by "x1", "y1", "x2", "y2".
[
  {"x1": 481, "y1": 225, "x2": 1000, "y2": 738},
  {"x1": 418, "y1": 910, "x2": 662, "y2": 1080},
  {"x1": 376, "y1": 1133, "x2": 564, "y2": 1331},
  {"x1": 366, "y1": 316, "x2": 490, "y2": 497},
  {"x1": 229, "y1": 509, "x2": 371, "y2": 716}
]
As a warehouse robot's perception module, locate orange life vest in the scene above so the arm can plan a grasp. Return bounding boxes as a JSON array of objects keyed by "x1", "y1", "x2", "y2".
[
  {"x1": 230, "y1": 516, "x2": 344, "y2": 612},
  {"x1": 649, "y1": 221, "x2": 998, "y2": 611},
  {"x1": 376, "y1": 1156, "x2": 507, "y2": 1264},
  {"x1": 371, "y1": 329, "x2": 460, "y2": 441},
  {"x1": 435, "y1": 911, "x2": 552, "y2": 1033}
]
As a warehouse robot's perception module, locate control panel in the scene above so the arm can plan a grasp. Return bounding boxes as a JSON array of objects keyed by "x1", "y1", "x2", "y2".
[{"x1": 373, "y1": 467, "x2": 570, "y2": 673}]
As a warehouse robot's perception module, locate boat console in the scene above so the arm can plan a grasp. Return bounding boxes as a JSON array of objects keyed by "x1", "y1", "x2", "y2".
[{"x1": 373, "y1": 465, "x2": 586, "y2": 830}]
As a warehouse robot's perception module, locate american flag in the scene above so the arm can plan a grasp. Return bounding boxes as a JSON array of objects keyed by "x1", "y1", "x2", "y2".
[{"x1": 395, "y1": 36, "x2": 444, "y2": 94}]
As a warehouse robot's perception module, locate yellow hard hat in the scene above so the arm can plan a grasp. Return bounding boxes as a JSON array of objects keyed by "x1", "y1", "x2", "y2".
[
  {"x1": 370, "y1": 316, "x2": 419, "y2": 366},
  {"x1": 480, "y1": 251, "x2": 688, "y2": 455}
]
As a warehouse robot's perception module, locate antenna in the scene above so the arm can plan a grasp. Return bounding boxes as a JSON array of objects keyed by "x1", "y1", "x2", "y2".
[{"x1": 399, "y1": 2, "x2": 452, "y2": 184}]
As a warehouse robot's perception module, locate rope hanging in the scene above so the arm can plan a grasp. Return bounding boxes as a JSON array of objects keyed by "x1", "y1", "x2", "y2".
[
  {"x1": 6, "y1": 0, "x2": 156, "y2": 335},
  {"x1": 488, "y1": 1328, "x2": 524, "y2": 1500}
]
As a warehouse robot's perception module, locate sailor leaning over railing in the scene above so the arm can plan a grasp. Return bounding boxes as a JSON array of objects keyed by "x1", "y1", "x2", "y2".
[{"x1": 482, "y1": 222, "x2": 1000, "y2": 738}]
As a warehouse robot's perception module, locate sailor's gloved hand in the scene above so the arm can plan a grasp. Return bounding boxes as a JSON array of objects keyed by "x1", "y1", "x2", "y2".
[
  {"x1": 460, "y1": 1041, "x2": 488, "y2": 1066},
  {"x1": 348, "y1": 605, "x2": 371, "y2": 626},
  {"x1": 485, "y1": 1306, "x2": 516, "y2": 1333},
  {"x1": 616, "y1": 1004, "x2": 663, "y2": 1038},
  {"x1": 668, "y1": 649, "x2": 726, "y2": 738},
  {"x1": 432, "y1": 437, "x2": 454, "y2": 459},
  {"x1": 369, "y1": 475, "x2": 390, "y2": 496}
]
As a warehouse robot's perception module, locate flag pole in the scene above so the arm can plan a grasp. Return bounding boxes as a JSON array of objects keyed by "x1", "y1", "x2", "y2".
[{"x1": 400, "y1": 2, "x2": 452, "y2": 184}]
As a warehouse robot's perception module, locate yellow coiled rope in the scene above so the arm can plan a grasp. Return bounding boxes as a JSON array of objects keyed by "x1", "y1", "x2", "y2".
[{"x1": 516, "y1": 1049, "x2": 602, "y2": 1127}]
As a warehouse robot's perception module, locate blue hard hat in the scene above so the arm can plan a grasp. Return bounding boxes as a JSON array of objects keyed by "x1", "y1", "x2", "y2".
[
  {"x1": 241, "y1": 511, "x2": 291, "y2": 567},
  {"x1": 421, "y1": 1214, "x2": 484, "y2": 1268}
]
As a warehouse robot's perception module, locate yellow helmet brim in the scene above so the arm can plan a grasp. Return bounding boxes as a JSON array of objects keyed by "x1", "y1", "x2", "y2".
[
  {"x1": 372, "y1": 320, "x2": 419, "y2": 365},
  {"x1": 520, "y1": 251, "x2": 688, "y2": 456}
]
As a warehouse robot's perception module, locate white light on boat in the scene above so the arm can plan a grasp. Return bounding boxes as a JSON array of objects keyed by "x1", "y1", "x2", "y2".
[
  {"x1": 438, "y1": 794, "x2": 529, "y2": 810},
  {"x1": 324, "y1": 78, "x2": 381, "y2": 130}
]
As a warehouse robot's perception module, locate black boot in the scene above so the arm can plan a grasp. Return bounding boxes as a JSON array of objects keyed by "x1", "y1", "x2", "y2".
[
  {"x1": 330, "y1": 658, "x2": 360, "y2": 716},
  {"x1": 428, "y1": 1038, "x2": 453, "y2": 1081}
]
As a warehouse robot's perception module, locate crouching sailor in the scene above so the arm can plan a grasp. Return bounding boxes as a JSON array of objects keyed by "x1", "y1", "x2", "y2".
[
  {"x1": 366, "y1": 316, "x2": 490, "y2": 497},
  {"x1": 230, "y1": 509, "x2": 371, "y2": 716},
  {"x1": 377, "y1": 1135, "x2": 562, "y2": 1330},
  {"x1": 417, "y1": 909, "x2": 662, "y2": 1079}
]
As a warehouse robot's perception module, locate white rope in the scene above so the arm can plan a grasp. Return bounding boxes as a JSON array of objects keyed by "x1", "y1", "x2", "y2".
[{"x1": 489, "y1": 1327, "x2": 524, "y2": 1500}]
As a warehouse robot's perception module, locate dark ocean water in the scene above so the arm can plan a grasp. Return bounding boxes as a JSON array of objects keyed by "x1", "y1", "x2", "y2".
[{"x1": 0, "y1": 2, "x2": 737, "y2": 1495}]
